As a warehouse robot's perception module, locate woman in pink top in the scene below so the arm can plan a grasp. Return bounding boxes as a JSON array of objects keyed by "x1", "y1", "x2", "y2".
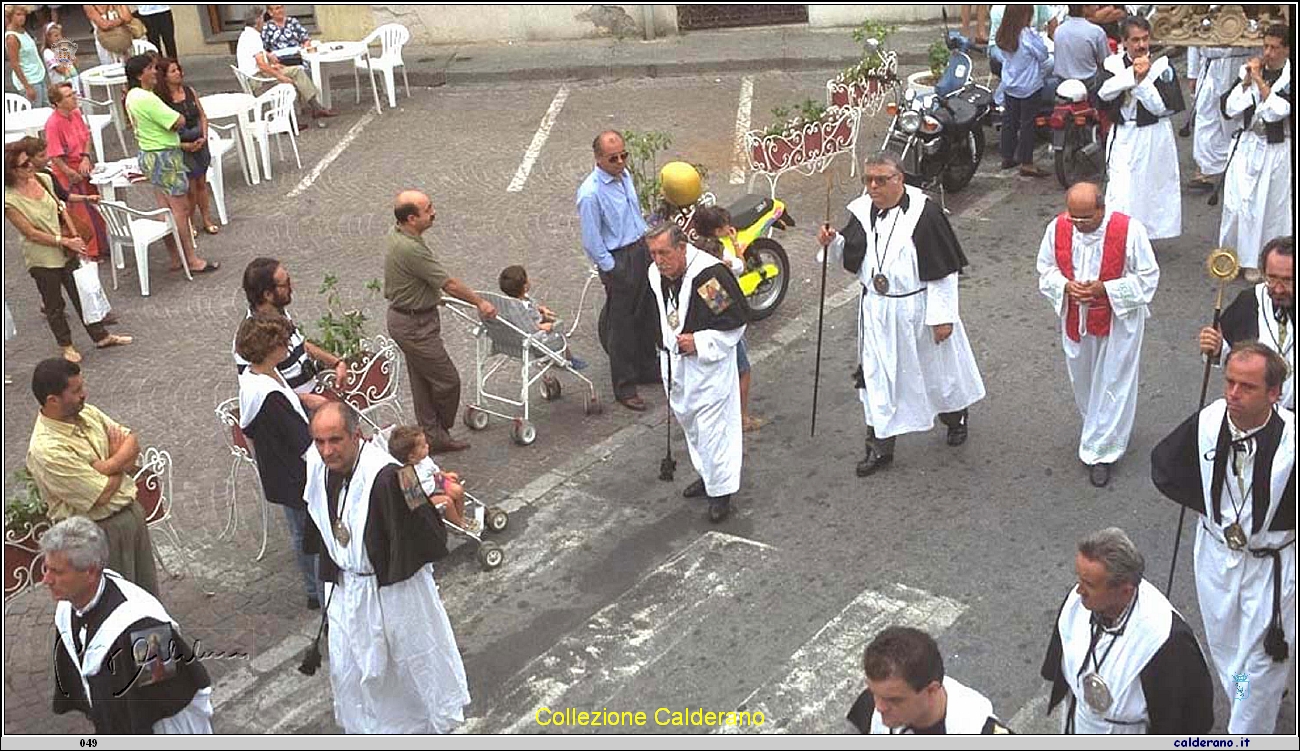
[{"x1": 44, "y1": 82, "x2": 109, "y2": 260}]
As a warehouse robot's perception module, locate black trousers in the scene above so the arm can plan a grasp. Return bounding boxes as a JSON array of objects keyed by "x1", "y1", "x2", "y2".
[
  {"x1": 140, "y1": 9, "x2": 177, "y2": 59},
  {"x1": 868, "y1": 410, "x2": 967, "y2": 456},
  {"x1": 597, "y1": 238, "x2": 660, "y2": 399},
  {"x1": 30, "y1": 261, "x2": 108, "y2": 347},
  {"x1": 1000, "y1": 90, "x2": 1043, "y2": 165}
]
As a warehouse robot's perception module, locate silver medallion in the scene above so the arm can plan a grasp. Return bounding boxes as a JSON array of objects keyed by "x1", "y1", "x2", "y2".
[
  {"x1": 1224, "y1": 522, "x2": 1248, "y2": 551},
  {"x1": 667, "y1": 309, "x2": 679, "y2": 329},
  {"x1": 872, "y1": 273, "x2": 890, "y2": 294},
  {"x1": 1082, "y1": 672, "x2": 1113, "y2": 713},
  {"x1": 333, "y1": 520, "x2": 351, "y2": 547}
]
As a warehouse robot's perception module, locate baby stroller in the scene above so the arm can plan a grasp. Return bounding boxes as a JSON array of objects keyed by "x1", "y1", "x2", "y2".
[
  {"x1": 444, "y1": 277, "x2": 602, "y2": 446},
  {"x1": 326, "y1": 388, "x2": 511, "y2": 570}
]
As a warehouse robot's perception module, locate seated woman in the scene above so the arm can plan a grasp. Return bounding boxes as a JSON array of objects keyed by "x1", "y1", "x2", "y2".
[
  {"x1": 236, "y1": 313, "x2": 322, "y2": 610},
  {"x1": 386, "y1": 425, "x2": 476, "y2": 532}
]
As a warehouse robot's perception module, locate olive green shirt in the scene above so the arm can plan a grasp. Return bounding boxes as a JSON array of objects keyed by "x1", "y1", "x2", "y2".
[
  {"x1": 383, "y1": 226, "x2": 450, "y2": 311},
  {"x1": 4, "y1": 173, "x2": 68, "y2": 270},
  {"x1": 27, "y1": 404, "x2": 137, "y2": 523}
]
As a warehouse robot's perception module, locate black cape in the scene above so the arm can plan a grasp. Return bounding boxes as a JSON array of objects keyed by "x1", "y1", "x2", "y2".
[
  {"x1": 241, "y1": 391, "x2": 310, "y2": 509},
  {"x1": 1218, "y1": 286, "x2": 1295, "y2": 352},
  {"x1": 1220, "y1": 64, "x2": 1293, "y2": 143},
  {"x1": 846, "y1": 689, "x2": 1009, "y2": 734},
  {"x1": 839, "y1": 192, "x2": 969, "y2": 282},
  {"x1": 306, "y1": 463, "x2": 449, "y2": 587},
  {"x1": 1039, "y1": 593, "x2": 1215, "y2": 734},
  {"x1": 1151, "y1": 407, "x2": 1296, "y2": 534},
  {"x1": 52, "y1": 577, "x2": 211, "y2": 734},
  {"x1": 659, "y1": 261, "x2": 750, "y2": 347},
  {"x1": 1099, "y1": 55, "x2": 1186, "y2": 127}
]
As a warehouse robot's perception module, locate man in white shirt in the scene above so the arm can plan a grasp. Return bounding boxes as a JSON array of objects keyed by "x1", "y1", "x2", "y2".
[{"x1": 236, "y1": 5, "x2": 336, "y2": 122}]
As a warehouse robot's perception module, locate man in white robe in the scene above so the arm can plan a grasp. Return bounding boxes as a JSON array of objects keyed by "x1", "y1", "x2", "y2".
[
  {"x1": 1041, "y1": 528, "x2": 1214, "y2": 734},
  {"x1": 304, "y1": 402, "x2": 471, "y2": 734},
  {"x1": 1187, "y1": 46, "x2": 1255, "y2": 188},
  {"x1": 1219, "y1": 26, "x2": 1292, "y2": 278},
  {"x1": 1098, "y1": 15, "x2": 1184, "y2": 241},
  {"x1": 1199, "y1": 236, "x2": 1294, "y2": 412},
  {"x1": 1037, "y1": 182, "x2": 1159, "y2": 487},
  {"x1": 1152, "y1": 343, "x2": 1296, "y2": 734},
  {"x1": 816, "y1": 153, "x2": 985, "y2": 477},
  {"x1": 646, "y1": 223, "x2": 747, "y2": 523}
]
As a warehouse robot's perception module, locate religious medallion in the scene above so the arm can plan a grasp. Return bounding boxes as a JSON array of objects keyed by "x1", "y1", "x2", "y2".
[
  {"x1": 1082, "y1": 672, "x2": 1114, "y2": 713},
  {"x1": 667, "y1": 309, "x2": 680, "y2": 329},
  {"x1": 1224, "y1": 522, "x2": 1248, "y2": 551},
  {"x1": 872, "y1": 273, "x2": 890, "y2": 295},
  {"x1": 333, "y1": 520, "x2": 352, "y2": 547}
]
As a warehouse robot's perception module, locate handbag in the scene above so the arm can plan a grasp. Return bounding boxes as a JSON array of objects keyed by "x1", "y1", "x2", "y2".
[
  {"x1": 98, "y1": 24, "x2": 132, "y2": 55},
  {"x1": 127, "y1": 17, "x2": 148, "y2": 40},
  {"x1": 73, "y1": 259, "x2": 112, "y2": 325}
]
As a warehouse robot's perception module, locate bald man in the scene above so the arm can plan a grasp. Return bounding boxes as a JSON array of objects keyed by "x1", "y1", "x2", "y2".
[
  {"x1": 383, "y1": 191, "x2": 496, "y2": 455},
  {"x1": 1037, "y1": 183, "x2": 1160, "y2": 487}
]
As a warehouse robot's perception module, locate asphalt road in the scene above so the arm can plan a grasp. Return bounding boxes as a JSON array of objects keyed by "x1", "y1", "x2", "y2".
[{"x1": 3, "y1": 65, "x2": 1294, "y2": 736}]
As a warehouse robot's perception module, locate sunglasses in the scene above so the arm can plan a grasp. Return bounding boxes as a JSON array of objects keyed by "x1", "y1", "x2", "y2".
[
  {"x1": 606, "y1": 151, "x2": 629, "y2": 163},
  {"x1": 864, "y1": 173, "x2": 900, "y2": 186}
]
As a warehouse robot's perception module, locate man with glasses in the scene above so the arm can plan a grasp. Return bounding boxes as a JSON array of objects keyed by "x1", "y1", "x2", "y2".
[
  {"x1": 577, "y1": 130, "x2": 659, "y2": 411},
  {"x1": 1200, "y1": 236, "x2": 1294, "y2": 412},
  {"x1": 235, "y1": 257, "x2": 348, "y2": 412},
  {"x1": 816, "y1": 153, "x2": 985, "y2": 479},
  {"x1": 1037, "y1": 182, "x2": 1159, "y2": 488}
]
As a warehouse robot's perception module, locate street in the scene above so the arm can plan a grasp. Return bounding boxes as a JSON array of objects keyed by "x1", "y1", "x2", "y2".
[{"x1": 3, "y1": 60, "x2": 1294, "y2": 736}]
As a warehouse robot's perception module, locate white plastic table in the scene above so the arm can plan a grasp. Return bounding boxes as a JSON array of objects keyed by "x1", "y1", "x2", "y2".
[
  {"x1": 79, "y1": 63, "x2": 129, "y2": 158},
  {"x1": 2, "y1": 107, "x2": 53, "y2": 136},
  {"x1": 302, "y1": 41, "x2": 382, "y2": 114},
  {"x1": 199, "y1": 92, "x2": 261, "y2": 185}
]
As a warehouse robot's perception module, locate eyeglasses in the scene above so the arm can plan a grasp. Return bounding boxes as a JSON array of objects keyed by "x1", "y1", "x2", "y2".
[
  {"x1": 1067, "y1": 213, "x2": 1100, "y2": 224},
  {"x1": 864, "y1": 173, "x2": 900, "y2": 186},
  {"x1": 1265, "y1": 275, "x2": 1294, "y2": 288},
  {"x1": 606, "y1": 151, "x2": 629, "y2": 163}
]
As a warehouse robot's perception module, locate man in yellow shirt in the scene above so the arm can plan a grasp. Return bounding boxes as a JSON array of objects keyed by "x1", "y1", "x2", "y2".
[{"x1": 27, "y1": 358, "x2": 158, "y2": 595}]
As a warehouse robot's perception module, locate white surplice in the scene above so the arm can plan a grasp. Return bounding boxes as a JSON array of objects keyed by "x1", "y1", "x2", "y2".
[
  {"x1": 1219, "y1": 60, "x2": 1292, "y2": 270},
  {"x1": 825, "y1": 187, "x2": 985, "y2": 439},
  {"x1": 1191, "y1": 401, "x2": 1297, "y2": 734},
  {"x1": 1099, "y1": 54, "x2": 1182, "y2": 240},
  {"x1": 1037, "y1": 213, "x2": 1160, "y2": 465},
  {"x1": 305, "y1": 441, "x2": 471, "y2": 734},
  {"x1": 648, "y1": 245, "x2": 745, "y2": 497},
  {"x1": 1189, "y1": 46, "x2": 1254, "y2": 175}
]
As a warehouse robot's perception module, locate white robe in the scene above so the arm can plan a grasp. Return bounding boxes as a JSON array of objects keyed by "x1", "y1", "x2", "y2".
[
  {"x1": 1191, "y1": 401, "x2": 1296, "y2": 734},
  {"x1": 1055, "y1": 580, "x2": 1176, "y2": 734},
  {"x1": 1036, "y1": 213, "x2": 1160, "y2": 465},
  {"x1": 1219, "y1": 60, "x2": 1292, "y2": 270},
  {"x1": 1189, "y1": 47, "x2": 1255, "y2": 175},
  {"x1": 1099, "y1": 53, "x2": 1182, "y2": 240},
  {"x1": 825, "y1": 188, "x2": 985, "y2": 439},
  {"x1": 305, "y1": 441, "x2": 471, "y2": 734},
  {"x1": 867, "y1": 676, "x2": 999, "y2": 734},
  {"x1": 648, "y1": 245, "x2": 745, "y2": 497}
]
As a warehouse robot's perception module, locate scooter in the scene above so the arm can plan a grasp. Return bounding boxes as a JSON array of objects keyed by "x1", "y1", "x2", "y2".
[{"x1": 1047, "y1": 78, "x2": 1112, "y2": 188}]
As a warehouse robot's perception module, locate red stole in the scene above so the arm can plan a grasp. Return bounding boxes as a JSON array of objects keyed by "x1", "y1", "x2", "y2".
[{"x1": 1054, "y1": 212, "x2": 1129, "y2": 342}]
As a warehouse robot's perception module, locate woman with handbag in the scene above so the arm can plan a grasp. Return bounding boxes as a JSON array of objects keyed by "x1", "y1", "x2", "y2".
[
  {"x1": 5, "y1": 5, "x2": 48, "y2": 106},
  {"x1": 43, "y1": 86, "x2": 112, "y2": 260},
  {"x1": 3, "y1": 142, "x2": 131, "y2": 363},
  {"x1": 154, "y1": 58, "x2": 220, "y2": 236},
  {"x1": 84, "y1": 4, "x2": 137, "y2": 65}
]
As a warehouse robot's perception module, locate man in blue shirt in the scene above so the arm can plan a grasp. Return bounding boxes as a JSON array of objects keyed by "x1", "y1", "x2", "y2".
[{"x1": 577, "y1": 131, "x2": 658, "y2": 411}]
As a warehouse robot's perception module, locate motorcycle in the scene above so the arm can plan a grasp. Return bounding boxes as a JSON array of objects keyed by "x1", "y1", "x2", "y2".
[
  {"x1": 1046, "y1": 78, "x2": 1112, "y2": 188},
  {"x1": 881, "y1": 30, "x2": 994, "y2": 195}
]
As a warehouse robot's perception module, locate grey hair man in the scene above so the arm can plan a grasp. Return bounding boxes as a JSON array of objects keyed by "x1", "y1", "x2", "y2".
[
  {"x1": 1040, "y1": 527, "x2": 1213, "y2": 735},
  {"x1": 43, "y1": 517, "x2": 214, "y2": 734},
  {"x1": 815, "y1": 152, "x2": 985, "y2": 478}
]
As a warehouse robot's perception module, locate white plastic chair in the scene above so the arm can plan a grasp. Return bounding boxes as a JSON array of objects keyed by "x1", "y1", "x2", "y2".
[
  {"x1": 76, "y1": 97, "x2": 117, "y2": 163},
  {"x1": 131, "y1": 38, "x2": 158, "y2": 56},
  {"x1": 355, "y1": 24, "x2": 410, "y2": 109},
  {"x1": 205, "y1": 123, "x2": 240, "y2": 225},
  {"x1": 249, "y1": 83, "x2": 301, "y2": 180},
  {"x1": 230, "y1": 64, "x2": 276, "y2": 97},
  {"x1": 4, "y1": 92, "x2": 31, "y2": 115},
  {"x1": 97, "y1": 200, "x2": 191, "y2": 296}
]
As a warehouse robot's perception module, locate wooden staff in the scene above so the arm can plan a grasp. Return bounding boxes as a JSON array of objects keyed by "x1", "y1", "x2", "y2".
[
  {"x1": 811, "y1": 167, "x2": 835, "y2": 437},
  {"x1": 1166, "y1": 248, "x2": 1240, "y2": 596}
]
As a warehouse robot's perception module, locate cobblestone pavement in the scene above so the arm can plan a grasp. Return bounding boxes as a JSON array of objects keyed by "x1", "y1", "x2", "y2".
[{"x1": 5, "y1": 59, "x2": 1295, "y2": 735}]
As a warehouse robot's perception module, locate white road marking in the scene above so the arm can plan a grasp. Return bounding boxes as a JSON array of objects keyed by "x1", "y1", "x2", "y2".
[
  {"x1": 285, "y1": 111, "x2": 377, "y2": 199},
  {"x1": 957, "y1": 185, "x2": 1014, "y2": 220},
  {"x1": 507, "y1": 85, "x2": 570, "y2": 193},
  {"x1": 730, "y1": 77, "x2": 755, "y2": 185},
  {"x1": 719, "y1": 583, "x2": 967, "y2": 734}
]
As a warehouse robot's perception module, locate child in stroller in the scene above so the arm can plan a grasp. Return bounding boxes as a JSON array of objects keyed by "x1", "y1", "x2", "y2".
[
  {"x1": 497, "y1": 265, "x2": 588, "y2": 371},
  {"x1": 387, "y1": 425, "x2": 478, "y2": 532}
]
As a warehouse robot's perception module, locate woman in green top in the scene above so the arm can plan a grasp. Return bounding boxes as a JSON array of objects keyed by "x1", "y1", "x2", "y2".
[
  {"x1": 123, "y1": 54, "x2": 217, "y2": 274},
  {"x1": 4, "y1": 5, "x2": 47, "y2": 105},
  {"x1": 3, "y1": 143, "x2": 132, "y2": 362}
]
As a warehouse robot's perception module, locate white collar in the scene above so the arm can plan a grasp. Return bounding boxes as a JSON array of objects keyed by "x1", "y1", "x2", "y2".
[{"x1": 74, "y1": 575, "x2": 108, "y2": 618}]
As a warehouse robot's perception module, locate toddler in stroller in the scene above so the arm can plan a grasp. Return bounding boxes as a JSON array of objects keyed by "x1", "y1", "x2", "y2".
[
  {"x1": 387, "y1": 425, "x2": 478, "y2": 532},
  {"x1": 497, "y1": 265, "x2": 587, "y2": 371}
]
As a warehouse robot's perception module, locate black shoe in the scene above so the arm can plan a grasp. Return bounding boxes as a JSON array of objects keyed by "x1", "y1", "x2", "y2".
[
  {"x1": 1089, "y1": 463, "x2": 1111, "y2": 488},
  {"x1": 856, "y1": 448, "x2": 893, "y2": 478},
  {"x1": 947, "y1": 423, "x2": 968, "y2": 447},
  {"x1": 707, "y1": 496, "x2": 732, "y2": 523},
  {"x1": 682, "y1": 478, "x2": 706, "y2": 498},
  {"x1": 307, "y1": 597, "x2": 321, "y2": 611}
]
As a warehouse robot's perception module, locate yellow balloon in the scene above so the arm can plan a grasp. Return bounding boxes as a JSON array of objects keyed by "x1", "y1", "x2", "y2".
[{"x1": 660, "y1": 161, "x2": 702, "y2": 207}]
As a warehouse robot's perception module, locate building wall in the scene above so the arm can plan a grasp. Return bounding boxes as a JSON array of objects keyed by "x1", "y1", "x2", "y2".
[
  {"x1": 172, "y1": 5, "x2": 376, "y2": 57},
  {"x1": 808, "y1": 5, "x2": 962, "y2": 28}
]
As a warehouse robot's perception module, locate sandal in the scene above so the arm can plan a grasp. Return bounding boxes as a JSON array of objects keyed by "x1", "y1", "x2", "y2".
[
  {"x1": 94, "y1": 334, "x2": 133, "y2": 349},
  {"x1": 203, "y1": 224, "x2": 220, "y2": 235},
  {"x1": 189, "y1": 260, "x2": 221, "y2": 274}
]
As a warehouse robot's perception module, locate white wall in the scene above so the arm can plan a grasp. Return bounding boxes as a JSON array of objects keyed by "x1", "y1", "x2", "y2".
[{"x1": 809, "y1": 5, "x2": 963, "y2": 28}]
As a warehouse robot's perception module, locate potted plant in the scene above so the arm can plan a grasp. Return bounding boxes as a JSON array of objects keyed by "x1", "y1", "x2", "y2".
[
  {"x1": 907, "y1": 39, "x2": 951, "y2": 96},
  {"x1": 828, "y1": 19, "x2": 899, "y2": 112},
  {"x1": 5, "y1": 468, "x2": 50, "y2": 600},
  {"x1": 313, "y1": 274, "x2": 383, "y2": 364}
]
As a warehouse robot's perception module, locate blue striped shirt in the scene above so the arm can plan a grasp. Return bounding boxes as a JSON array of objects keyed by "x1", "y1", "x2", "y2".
[{"x1": 576, "y1": 167, "x2": 646, "y2": 272}]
